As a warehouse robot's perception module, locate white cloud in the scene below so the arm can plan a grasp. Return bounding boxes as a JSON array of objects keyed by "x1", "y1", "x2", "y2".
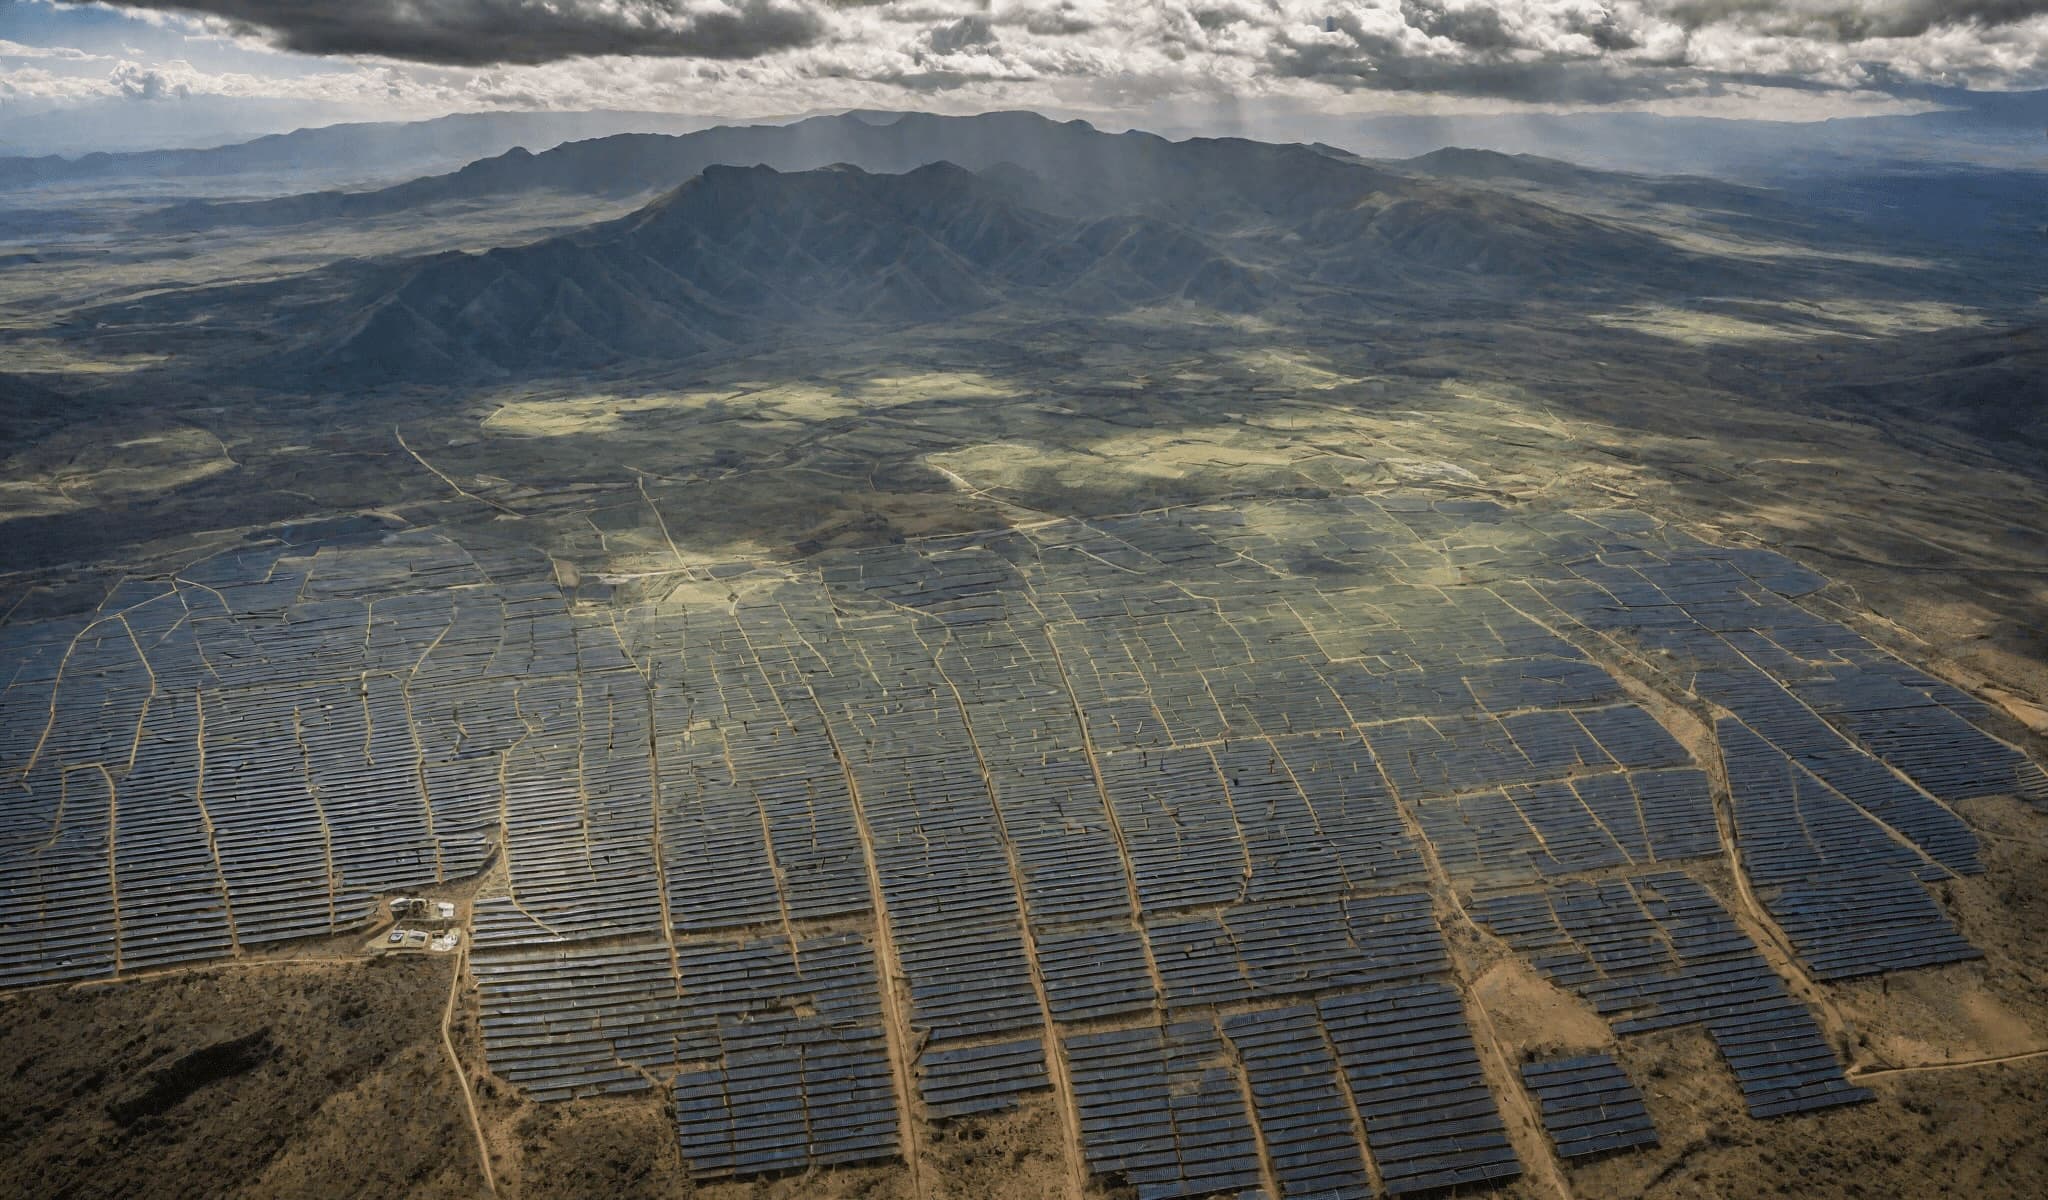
[
  {"x1": 110, "y1": 59, "x2": 192, "y2": 98},
  {"x1": 0, "y1": 38, "x2": 109, "y2": 60},
  {"x1": 0, "y1": 65, "x2": 118, "y2": 102},
  {"x1": 3, "y1": 2, "x2": 2041, "y2": 121}
]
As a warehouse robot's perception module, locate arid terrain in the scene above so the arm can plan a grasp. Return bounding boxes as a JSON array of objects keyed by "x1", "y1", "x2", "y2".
[{"x1": 1, "y1": 109, "x2": 2045, "y2": 1200}]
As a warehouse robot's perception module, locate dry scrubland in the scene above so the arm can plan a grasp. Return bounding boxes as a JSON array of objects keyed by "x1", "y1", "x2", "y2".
[
  {"x1": 4, "y1": 316, "x2": 2043, "y2": 1198},
  {"x1": 0, "y1": 957, "x2": 477, "y2": 1200},
  {"x1": 2, "y1": 120, "x2": 2046, "y2": 1200}
]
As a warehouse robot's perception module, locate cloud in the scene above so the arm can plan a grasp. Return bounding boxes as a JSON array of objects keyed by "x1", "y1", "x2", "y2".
[
  {"x1": 1653, "y1": 1, "x2": 2048, "y2": 40},
  {"x1": 928, "y1": 15, "x2": 998, "y2": 55},
  {"x1": 1399, "y1": 1, "x2": 1518, "y2": 51},
  {"x1": 19, "y1": 1, "x2": 2048, "y2": 119},
  {"x1": 0, "y1": 64, "x2": 118, "y2": 104},
  {"x1": 110, "y1": 59, "x2": 191, "y2": 99},
  {"x1": 0, "y1": 39, "x2": 109, "y2": 61},
  {"x1": 1012, "y1": 3, "x2": 1099, "y2": 37},
  {"x1": 75, "y1": 1, "x2": 828, "y2": 67}
]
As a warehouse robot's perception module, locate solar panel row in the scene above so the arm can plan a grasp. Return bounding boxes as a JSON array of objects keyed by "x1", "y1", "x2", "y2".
[
  {"x1": 1520, "y1": 1053, "x2": 1659, "y2": 1159},
  {"x1": 2, "y1": 498, "x2": 2038, "y2": 1200}
]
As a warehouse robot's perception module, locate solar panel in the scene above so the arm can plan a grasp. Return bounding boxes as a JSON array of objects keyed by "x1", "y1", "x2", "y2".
[
  {"x1": 919, "y1": 1038, "x2": 1050, "y2": 1120},
  {"x1": 1065, "y1": 1019, "x2": 1264, "y2": 1199},
  {"x1": 1, "y1": 494, "x2": 2033, "y2": 1199},
  {"x1": 1319, "y1": 983, "x2": 1522, "y2": 1196},
  {"x1": 1520, "y1": 1053, "x2": 1659, "y2": 1159},
  {"x1": 1223, "y1": 1006, "x2": 1373, "y2": 1200}
]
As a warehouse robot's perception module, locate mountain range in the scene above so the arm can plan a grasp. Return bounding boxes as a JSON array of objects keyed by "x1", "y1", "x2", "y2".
[
  {"x1": 0, "y1": 109, "x2": 737, "y2": 192},
  {"x1": 311, "y1": 161, "x2": 1269, "y2": 382},
  {"x1": 135, "y1": 109, "x2": 1678, "y2": 237},
  {"x1": 282, "y1": 152, "x2": 1725, "y2": 384},
  {"x1": 67, "y1": 114, "x2": 1765, "y2": 387},
  {"x1": 130, "y1": 106, "x2": 2034, "y2": 275}
]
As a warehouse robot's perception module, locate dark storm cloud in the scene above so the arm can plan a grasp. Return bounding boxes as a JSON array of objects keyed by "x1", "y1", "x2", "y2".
[
  {"x1": 42, "y1": 1, "x2": 2048, "y2": 110},
  {"x1": 1657, "y1": 0, "x2": 2048, "y2": 40},
  {"x1": 1571, "y1": 11, "x2": 1642, "y2": 51},
  {"x1": 1190, "y1": 5, "x2": 1257, "y2": 33},
  {"x1": 1400, "y1": 1, "x2": 1517, "y2": 51},
  {"x1": 1269, "y1": 39, "x2": 1686, "y2": 104},
  {"x1": 927, "y1": 14, "x2": 997, "y2": 54},
  {"x1": 1016, "y1": 4, "x2": 1098, "y2": 37},
  {"x1": 1270, "y1": 5, "x2": 1650, "y2": 103},
  {"x1": 73, "y1": 0, "x2": 828, "y2": 67}
]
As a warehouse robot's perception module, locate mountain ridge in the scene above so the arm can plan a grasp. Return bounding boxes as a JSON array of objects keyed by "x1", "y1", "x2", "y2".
[
  {"x1": 70, "y1": 135, "x2": 1737, "y2": 390},
  {"x1": 139, "y1": 110, "x2": 1416, "y2": 235},
  {"x1": 308, "y1": 161, "x2": 1270, "y2": 384},
  {"x1": 0, "y1": 110, "x2": 738, "y2": 192}
]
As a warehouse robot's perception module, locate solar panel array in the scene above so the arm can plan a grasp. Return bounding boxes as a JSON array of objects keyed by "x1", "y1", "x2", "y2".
[
  {"x1": 1499, "y1": 513, "x2": 2022, "y2": 986},
  {"x1": 1520, "y1": 1054, "x2": 1658, "y2": 1159},
  {"x1": 1470, "y1": 873, "x2": 1785, "y2": 1029},
  {"x1": 1718, "y1": 719, "x2": 1980, "y2": 979},
  {"x1": 673, "y1": 1032, "x2": 897, "y2": 1176},
  {"x1": 918, "y1": 1038, "x2": 1049, "y2": 1120},
  {"x1": 0, "y1": 530, "x2": 545, "y2": 988},
  {"x1": 1469, "y1": 872, "x2": 1871, "y2": 1118},
  {"x1": 1222, "y1": 1007, "x2": 1375, "y2": 1200},
  {"x1": 1321, "y1": 983, "x2": 1524, "y2": 1195},
  {"x1": 1705, "y1": 999, "x2": 1875, "y2": 1118},
  {"x1": 3, "y1": 497, "x2": 2038, "y2": 1192},
  {"x1": 1066, "y1": 1019, "x2": 1266, "y2": 1198}
]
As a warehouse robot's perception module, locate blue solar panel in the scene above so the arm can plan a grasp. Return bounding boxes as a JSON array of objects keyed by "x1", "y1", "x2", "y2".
[{"x1": 1520, "y1": 1053, "x2": 1658, "y2": 1159}]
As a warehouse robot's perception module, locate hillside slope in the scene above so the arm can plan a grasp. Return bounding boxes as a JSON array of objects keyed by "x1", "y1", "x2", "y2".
[
  {"x1": 71, "y1": 141, "x2": 1731, "y2": 389},
  {"x1": 141, "y1": 110, "x2": 1413, "y2": 234},
  {"x1": 309, "y1": 162, "x2": 1266, "y2": 383}
]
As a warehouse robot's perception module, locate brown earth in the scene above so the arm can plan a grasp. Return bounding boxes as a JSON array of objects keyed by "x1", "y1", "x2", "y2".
[
  {"x1": 1577, "y1": 1027, "x2": 2048, "y2": 1200},
  {"x1": 1473, "y1": 956, "x2": 1613, "y2": 1063},
  {"x1": 0, "y1": 957, "x2": 484, "y2": 1200},
  {"x1": 500, "y1": 1087, "x2": 1071, "y2": 1200}
]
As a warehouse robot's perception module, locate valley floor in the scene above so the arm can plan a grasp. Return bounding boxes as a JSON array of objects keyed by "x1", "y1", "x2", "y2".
[{"x1": 3, "y1": 137, "x2": 2046, "y2": 1200}]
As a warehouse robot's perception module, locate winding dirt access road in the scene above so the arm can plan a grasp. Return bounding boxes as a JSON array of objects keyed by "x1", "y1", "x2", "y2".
[
  {"x1": 1850, "y1": 1047, "x2": 2048, "y2": 1081},
  {"x1": 442, "y1": 945, "x2": 498, "y2": 1196}
]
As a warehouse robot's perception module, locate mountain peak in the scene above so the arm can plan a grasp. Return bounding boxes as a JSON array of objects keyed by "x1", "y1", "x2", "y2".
[{"x1": 308, "y1": 160, "x2": 1268, "y2": 385}]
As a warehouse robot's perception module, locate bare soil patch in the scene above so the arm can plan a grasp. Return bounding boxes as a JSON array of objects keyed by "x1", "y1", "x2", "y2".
[{"x1": 0, "y1": 957, "x2": 482, "y2": 1200}]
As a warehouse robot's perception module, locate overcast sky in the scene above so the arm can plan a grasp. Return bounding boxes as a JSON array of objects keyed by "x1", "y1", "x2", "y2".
[{"x1": 3, "y1": 1, "x2": 2046, "y2": 144}]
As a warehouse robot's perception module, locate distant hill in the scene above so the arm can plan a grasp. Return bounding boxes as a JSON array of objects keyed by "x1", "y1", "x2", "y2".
[
  {"x1": 74, "y1": 127, "x2": 1727, "y2": 388},
  {"x1": 281, "y1": 150, "x2": 1707, "y2": 385},
  {"x1": 0, "y1": 110, "x2": 738, "y2": 192},
  {"x1": 1396, "y1": 143, "x2": 2047, "y2": 265},
  {"x1": 1396, "y1": 144, "x2": 1829, "y2": 215},
  {"x1": 1810, "y1": 321, "x2": 2048, "y2": 464},
  {"x1": 137, "y1": 110, "x2": 1420, "y2": 234},
  {"x1": 1399, "y1": 147, "x2": 1612, "y2": 190},
  {"x1": 303, "y1": 162, "x2": 1267, "y2": 383},
  {"x1": 1186, "y1": 91, "x2": 2048, "y2": 181},
  {"x1": 0, "y1": 371, "x2": 76, "y2": 445}
]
